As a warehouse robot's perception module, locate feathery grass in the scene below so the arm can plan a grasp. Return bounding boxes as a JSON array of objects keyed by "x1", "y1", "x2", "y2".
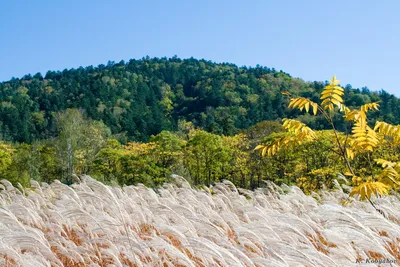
[{"x1": 0, "y1": 175, "x2": 398, "y2": 266}]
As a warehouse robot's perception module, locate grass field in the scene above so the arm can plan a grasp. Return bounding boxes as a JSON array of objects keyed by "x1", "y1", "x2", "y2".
[{"x1": 0, "y1": 175, "x2": 399, "y2": 266}]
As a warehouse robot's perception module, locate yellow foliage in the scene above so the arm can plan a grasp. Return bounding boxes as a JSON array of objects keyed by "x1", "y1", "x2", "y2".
[
  {"x1": 374, "y1": 121, "x2": 400, "y2": 145},
  {"x1": 343, "y1": 102, "x2": 380, "y2": 154},
  {"x1": 350, "y1": 122, "x2": 379, "y2": 152},
  {"x1": 375, "y1": 158, "x2": 398, "y2": 168},
  {"x1": 0, "y1": 143, "x2": 14, "y2": 174},
  {"x1": 351, "y1": 175, "x2": 363, "y2": 185},
  {"x1": 288, "y1": 97, "x2": 318, "y2": 115},
  {"x1": 350, "y1": 182, "x2": 390, "y2": 201},
  {"x1": 344, "y1": 103, "x2": 379, "y2": 129},
  {"x1": 297, "y1": 168, "x2": 338, "y2": 194},
  {"x1": 377, "y1": 167, "x2": 399, "y2": 189},
  {"x1": 344, "y1": 109, "x2": 367, "y2": 124},
  {"x1": 282, "y1": 119, "x2": 316, "y2": 139},
  {"x1": 374, "y1": 159, "x2": 400, "y2": 189},
  {"x1": 329, "y1": 132, "x2": 356, "y2": 159},
  {"x1": 346, "y1": 148, "x2": 355, "y2": 160},
  {"x1": 123, "y1": 142, "x2": 157, "y2": 156},
  {"x1": 374, "y1": 121, "x2": 399, "y2": 136},
  {"x1": 320, "y1": 76, "x2": 344, "y2": 111},
  {"x1": 0, "y1": 143, "x2": 14, "y2": 153},
  {"x1": 257, "y1": 75, "x2": 398, "y2": 202},
  {"x1": 254, "y1": 119, "x2": 316, "y2": 157},
  {"x1": 297, "y1": 176, "x2": 319, "y2": 195},
  {"x1": 360, "y1": 102, "x2": 380, "y2": 113}
]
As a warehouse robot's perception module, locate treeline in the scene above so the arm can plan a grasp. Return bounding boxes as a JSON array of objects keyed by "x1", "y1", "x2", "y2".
[
  {"x1": 1, "y1": 57, "x2": 399, "y2": 143},
  {"x1": 0, "y1": 109, "x2": 283, "y2": 188},
  {"x1": 1, "y1": 108, "x2": 398, "y2": 193}
]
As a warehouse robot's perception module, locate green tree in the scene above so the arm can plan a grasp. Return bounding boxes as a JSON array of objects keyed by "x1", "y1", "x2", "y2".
[
  {"x1": 55, "y1": 109, "x2": 110, "y2": 183},
  {"x1": 0, "y1": 143, "x2": 13, "y2": 176},
  {"x1": 222, "y1": 134, "x2": 251, "y2": 187},
  {"x1": 91, "y1": 139, "x2": 125, "y2": 184},
  {"x1": 150, "y1": 131, "x2": 186, "y2": 171},
  {"x1": 119, "y1": 142, "x2": 164, "y2": 186},
  {"x1": 184, "y1": 130, "x2": 230, "y2": 186}
]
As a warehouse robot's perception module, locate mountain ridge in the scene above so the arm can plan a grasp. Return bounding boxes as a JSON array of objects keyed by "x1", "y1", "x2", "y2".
[{"x1": 1, "y1": 57, "x2": 399, "y2": 143}]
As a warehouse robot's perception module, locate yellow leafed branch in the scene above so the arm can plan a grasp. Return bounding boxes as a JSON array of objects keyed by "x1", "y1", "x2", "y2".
[
  {"x1": 375, "y1": 158, "x2": 398, "y2": 168},
  {"x1": 377, "y1": 167, "x2": 400, "y2": 188},
  {"x1": 254, "y1": 119, "x2": 316, "y2": 157},
  {"x1": 374, "y1": 121, "x2": 400, "y2": 144},
  {"x1": 288, "y1": 97, "x2": 318, "y2": 115},
  {"x1": 282, "y1": 119, "x2": 317, "y2": 139},
  {"x1": 350, "y1": 122, "x2": 379, "y2": 152},
  {"x1": 320, "y1": 76, "x2": 344, "y2": 111},
  {"x1": 360, "y1": 102, "x2": 380, "y2": 113},
  {"x1": 344, "y1": 102, "x2": 379, "y2": 127},
  {"x1": 350, "y1": 182, "x2": 390, "y2": 201}
]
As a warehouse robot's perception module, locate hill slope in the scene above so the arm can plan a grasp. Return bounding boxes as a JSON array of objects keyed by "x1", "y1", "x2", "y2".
[{"x1": 1, "y1": 57, "x2": 399, "y2": 143}]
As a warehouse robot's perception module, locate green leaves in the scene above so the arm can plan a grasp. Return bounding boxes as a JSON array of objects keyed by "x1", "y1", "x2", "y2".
[
  {"x1": 185, "y1": 130, "x2": 230, "y2": 185},
  {"x1": 55, "y1": 109, "x2": 111, "y2": 182},
  {"x1": 0, "y1": 143, "x2": 14, "y2": 175}
]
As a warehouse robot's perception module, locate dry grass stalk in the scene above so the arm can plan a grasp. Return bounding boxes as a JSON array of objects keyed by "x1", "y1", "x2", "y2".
[{"x1": 0, "y1": 176, "x2": 398, "y2": 266}]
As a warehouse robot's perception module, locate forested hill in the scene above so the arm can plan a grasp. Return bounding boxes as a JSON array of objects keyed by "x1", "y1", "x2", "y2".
[{"x1": 1, "y1": 57, "x2": 399, "y2": 143}]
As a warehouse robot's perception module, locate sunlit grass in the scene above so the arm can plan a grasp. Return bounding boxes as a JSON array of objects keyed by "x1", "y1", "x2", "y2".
[{"x1": 0, "y1": 175, "x2": 399, "y2": 266}]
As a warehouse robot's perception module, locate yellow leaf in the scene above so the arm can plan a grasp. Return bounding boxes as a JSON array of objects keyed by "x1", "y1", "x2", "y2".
[
  {"x1": 350, "y1": 182, "x2": 390, "y2": 201},
  {"x1": 304, "y1": 102, "x2": 310, "y2": 113},
  {"x1": 254, "y1": 145, "x2": 264, "y2": 151},
  {"x1": 312, "y1": 103, "x2": 318, "y2": 115},
  {"x1": 330, "y1": 75, "x2": 340, "y2": 86},
  {"x1": 261, "y1": 146, "x2": 267, "y2": 156}
]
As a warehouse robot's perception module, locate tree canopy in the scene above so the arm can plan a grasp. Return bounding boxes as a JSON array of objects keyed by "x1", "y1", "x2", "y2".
[{"x1": 1, "y1": 57, "x2": 398, "y2": 143}]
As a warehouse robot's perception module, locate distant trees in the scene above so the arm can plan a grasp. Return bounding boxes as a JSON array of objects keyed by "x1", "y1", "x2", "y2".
[
  {"x1": 1, "y1": 57, "x2": 399, "y2": 144},
  {"x1": 1, "y1": 57, "x2": 400, "y2": 200},
  {"x1": 185, "y1": 130, "x2": 229, "y2": 185},
  {"x1": 0, "y1": 143, "x2": 13, "y2": 176},
  {"x1": 2, "y1": 100, "x2": 398, "y2": 203},
  {"x1": 55, "y1": 109, "x2": 110, "y2": 183},
  {"x1": 0, "y1": 103, "x2": 290, "y2": 190}
]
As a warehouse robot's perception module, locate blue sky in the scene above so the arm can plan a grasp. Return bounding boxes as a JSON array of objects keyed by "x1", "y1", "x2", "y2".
[{"x1": 1, "y1": 0, "x2": 399, "y2": 95}]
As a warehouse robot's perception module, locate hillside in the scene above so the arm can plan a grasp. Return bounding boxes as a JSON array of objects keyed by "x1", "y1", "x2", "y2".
[
  {"x1": 1, "y1": 57, "x2": 399, "y2": 143},
  {"x1": 1, "y1": 58, "x2": 400, "y2": 266},
  {"x1": 0, "y1": 176, "x2": 398, "y2": 266}
]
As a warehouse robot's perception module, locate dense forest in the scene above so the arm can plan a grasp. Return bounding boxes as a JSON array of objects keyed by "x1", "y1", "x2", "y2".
[
  {"x1": 1, "y1": 57, "x2": 400, "y2": 200},
  {"x1": 1, "y1": 57, "x2": 399, "y2": 143}
]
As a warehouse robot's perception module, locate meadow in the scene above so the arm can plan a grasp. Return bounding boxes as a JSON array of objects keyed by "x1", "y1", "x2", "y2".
[{"x1": 0, "y1": 175, "x2": 398, "y2": 266}]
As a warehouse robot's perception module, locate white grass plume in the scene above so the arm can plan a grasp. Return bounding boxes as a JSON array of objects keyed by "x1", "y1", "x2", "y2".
[{"x1": 0, "y1": 176, "x2": 397, "y2": 266}]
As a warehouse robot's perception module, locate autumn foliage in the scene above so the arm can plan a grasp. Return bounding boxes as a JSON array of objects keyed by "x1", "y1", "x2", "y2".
[{"x1": 255, "y1": 76, "x2": 399, "y2": 203}]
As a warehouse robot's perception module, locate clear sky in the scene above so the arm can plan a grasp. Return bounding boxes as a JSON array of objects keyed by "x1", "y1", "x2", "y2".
[{"x1": 1, "y1": 0, "x2": 399, "y2": 95}]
